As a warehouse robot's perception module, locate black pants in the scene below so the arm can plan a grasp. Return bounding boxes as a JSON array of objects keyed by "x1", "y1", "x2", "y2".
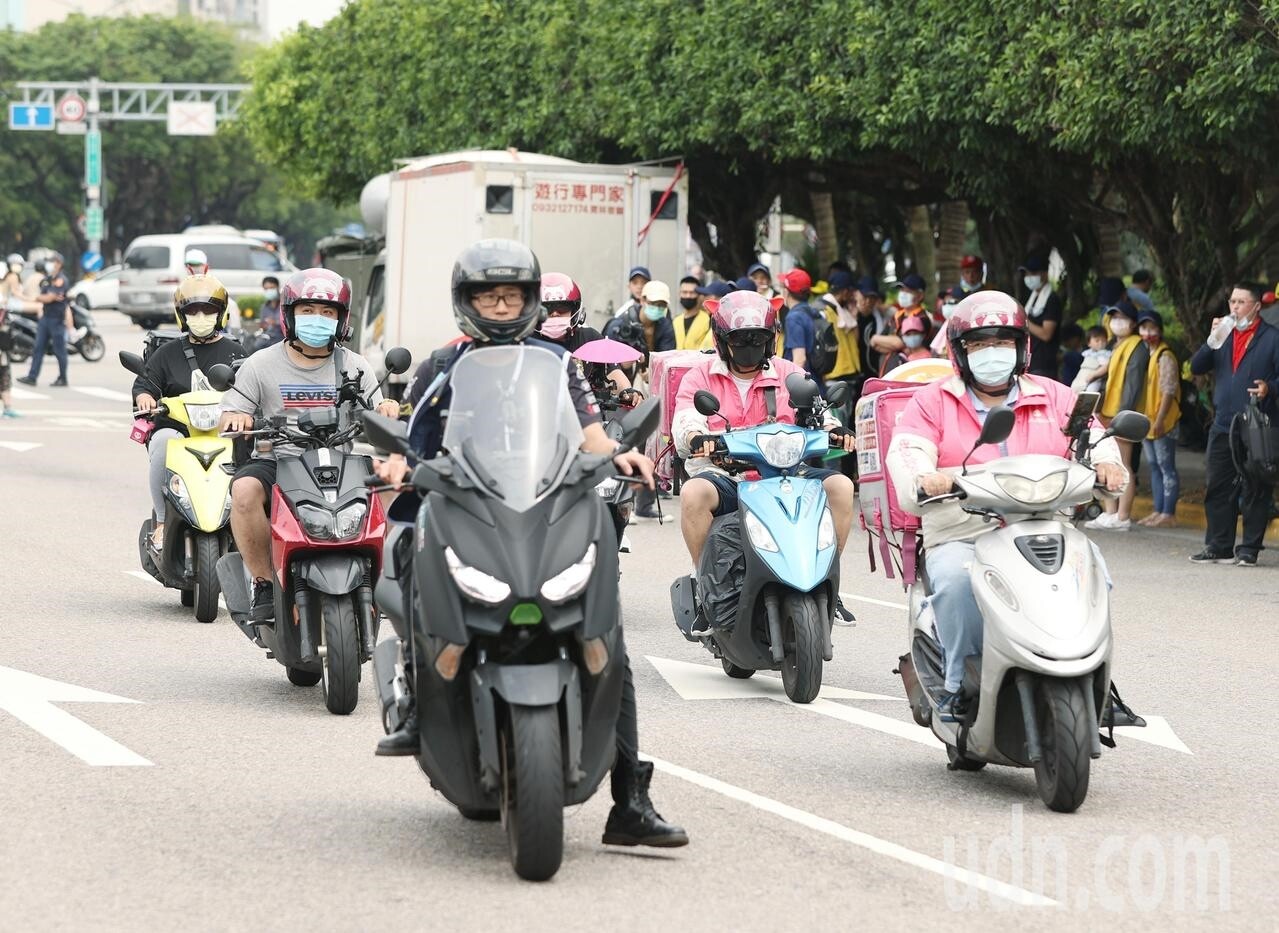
[{"x1": 1204, "y1": 429, "x2": 1273, "y2": 558}]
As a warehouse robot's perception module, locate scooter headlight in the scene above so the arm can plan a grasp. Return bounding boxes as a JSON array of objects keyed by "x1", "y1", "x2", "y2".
[
  {"x1": 296, "y1": 504, "x2": 336, "y2": 541},
  {"x1": 334, "y1": 502, "x2": 368, "y2": 540},
  {"x1": 541, "y1": 544, "x2": 597, "y2": 604},
  {"x1": 994, "y1": 470, "x2": 1068, "y2": 506},
  {"x1": 596, "y1": 478, "x2": 621, "y2": 498},
  {"x1": 445, "y1": 547, "x2": 510, "y2": 605},
  {"x1": 743, "y1": 509, "x2": 779, "y2": 552},
  {"x1": 817, "y1": 508, "x2": 836, "y2": 551},
  {"x1": 184, "y1": 403, "x2": 221, "y2": 432},
  {"x1": 167, "y1": 472, "x2": 189, "y2": 503},
  {"x1": 983, "y1": 569, "x2": 1020, "y2": 612},
  {"x1": 759, "y1": 431, "x2": 806, "y2": 469}
]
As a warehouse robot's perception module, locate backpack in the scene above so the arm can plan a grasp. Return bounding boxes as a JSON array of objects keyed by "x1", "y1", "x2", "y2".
[{"x1": 807, "y1": 303, "x2": 840, "y2": 377}]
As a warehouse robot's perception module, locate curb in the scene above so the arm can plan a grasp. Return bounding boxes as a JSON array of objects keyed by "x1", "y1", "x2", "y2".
[{"x1": 1131, "y1": 494, "x2": 1279, "y2": 545}]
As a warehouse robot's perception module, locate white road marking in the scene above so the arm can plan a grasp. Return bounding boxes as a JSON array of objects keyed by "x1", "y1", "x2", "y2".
[
  {"x1": 840, "y1": 591, "x2": 909, "y2": 612},
  {"x1": 648, "y1": 655, "x2": 941, "y2": 750},
  {"x1": 645, "y1": 754, "x2": 1057, "y2": 907},
  {"x1": 0, "y1": 441, "x2": 41, "y2": 452},
  {"x1": 71, "y1": 386, "x2": 133, "y2": 402},
  {"x1": 1114, "y1": 715, "x2": 1192, "y2": 754},
  {"x1": 0, "y1": 665, "x2": 152, "y2": 767},
  {"x1": 8, "y1": 386, "x2": 50, "y2": 400},
  {"x1": 125, "y1": 570, "x2": 229, "y2": 610}
]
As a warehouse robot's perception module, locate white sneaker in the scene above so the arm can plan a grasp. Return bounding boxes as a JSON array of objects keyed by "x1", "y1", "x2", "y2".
[{"x1": 1085, "y1": 512, "x2": 1129, "y2": 531}]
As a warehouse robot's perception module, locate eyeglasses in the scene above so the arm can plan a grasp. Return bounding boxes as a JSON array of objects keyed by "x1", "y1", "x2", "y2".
[
  {"x1": 472, "y1": 290, "x2": 526, "y2": 309},
  {"x1": 962, "y1": 337, "x2": 1017, "y2": 351}
]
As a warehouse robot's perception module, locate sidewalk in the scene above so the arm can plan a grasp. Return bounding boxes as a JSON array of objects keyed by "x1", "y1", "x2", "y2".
[{"x1": 1132, "y1": 441, "x2": 1279, "y2": 545}]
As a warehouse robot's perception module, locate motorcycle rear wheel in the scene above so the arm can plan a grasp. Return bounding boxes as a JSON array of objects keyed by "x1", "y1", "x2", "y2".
[
  {"x1": 286, "y1": 666, "x2": 322, "y2": 687},
  {"x1": 319, "y1": 593, "x2": 360, "y2": 715},
  {"x1": 501, "y1": 705, "x2": 564, "y2": 881},
  {"x1": 1033, "y1": 677, "x2": 1092, "y2": 812},
  {"x1": 192, "y1": 532, "x2": 221, "y2": 623},
  {"x1": 8, "y1": 341, "x2": 29, "y2": 364},
  {"x1": 780, "y1": 593, "x2": 823, "y2": 703},
  {"x1": 78, "y1": 333, "x2": 105, "y2": 362}
]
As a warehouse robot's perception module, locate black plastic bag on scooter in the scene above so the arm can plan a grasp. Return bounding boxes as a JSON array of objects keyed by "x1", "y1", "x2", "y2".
[{"x1": 698, "y1": 514, "x2": 746, "y2": 633}]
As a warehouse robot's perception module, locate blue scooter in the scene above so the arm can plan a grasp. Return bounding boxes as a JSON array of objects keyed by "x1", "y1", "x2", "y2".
[{"x1": 670, "y1": 374, "x2": 850, "y2": 703}]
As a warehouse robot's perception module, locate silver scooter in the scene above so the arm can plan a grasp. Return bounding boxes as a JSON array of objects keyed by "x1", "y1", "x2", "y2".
[{"x1": 897, "y1": 404, "x2": 1150, "y2": 812}]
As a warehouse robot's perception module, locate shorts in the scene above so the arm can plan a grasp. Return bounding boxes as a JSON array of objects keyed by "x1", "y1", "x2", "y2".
[
  {"x1": 695, "y1": 464, "x2": 840, "y2": 517},
  {"x1": 234, "y1": 459, "x2": 277, "y2": 512}
]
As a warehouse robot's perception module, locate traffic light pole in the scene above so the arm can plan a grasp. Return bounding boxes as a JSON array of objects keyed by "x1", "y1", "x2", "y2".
[{"x1": 87, "y1": 77, "x2": 101, "y2": 257}]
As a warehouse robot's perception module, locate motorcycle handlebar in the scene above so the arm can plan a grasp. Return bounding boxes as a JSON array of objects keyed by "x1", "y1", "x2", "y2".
[{"x1": 688, "y1": 434, "x2": 724, "y2": 455}]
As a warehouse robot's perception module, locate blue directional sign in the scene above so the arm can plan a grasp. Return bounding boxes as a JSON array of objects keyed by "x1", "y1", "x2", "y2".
[
  {"x1": 8, "y1": 103, "x2": 55, "y2": 131},
  {"x1": 81, "y1": 251, "x2": 104, "y2": 273}
]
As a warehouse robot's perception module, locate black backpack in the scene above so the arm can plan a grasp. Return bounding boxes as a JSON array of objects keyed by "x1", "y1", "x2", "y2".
[{"x1": 807, "y1": 303, "x2": 841, "y2": 377}]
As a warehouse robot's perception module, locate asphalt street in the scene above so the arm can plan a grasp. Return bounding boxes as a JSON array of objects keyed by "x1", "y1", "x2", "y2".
[{"x1": 1, "y1": 312, "x2": 1273, "y2": 930}]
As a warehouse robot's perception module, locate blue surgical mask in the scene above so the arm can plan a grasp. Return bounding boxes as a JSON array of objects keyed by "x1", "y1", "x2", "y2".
[
  {"x1": 1023, "y1": 275, "x2": 1043, "y2": 292},
  {"x1": 643, "y1": 304, "x2": 665, "y2": 321},
  {"x1": 903, "y1": 334, "x2": 925, "y2": 349},
  {"x1": 295, "y1": 315, "x2": 339, "y2": 348},
  {"x1": 967, "y1": 346, "x2": 1017, "y2": 386},
  {"x1": 264, "y1": 288, "x2": 279, "y2": 301}
]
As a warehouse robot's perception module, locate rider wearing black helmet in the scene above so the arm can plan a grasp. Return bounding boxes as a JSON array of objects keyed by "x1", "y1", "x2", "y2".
[{"x1": 375, "y1": 238, "x2": 687, "y2": 849}]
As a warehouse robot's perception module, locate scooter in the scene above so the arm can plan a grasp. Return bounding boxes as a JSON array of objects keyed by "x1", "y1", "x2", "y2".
[
  {"x1": 209, "y1": 347, "x2": 413, "y2": 715},
  {"x1": 362, "y1": 344, "x2": 661, "y2": 882},
  {"x1": 8, "y1": 303, "x2": 105, "y2": 363},
  {"x1": 670, "y1": 374, "x2": 850, "y2": 703},
  {"x1": 897, "y1": 403, "x2": 1150, "y2": 812},
  {"x1": 119, "y1": 350, "x2": 234, "y2": 623}
]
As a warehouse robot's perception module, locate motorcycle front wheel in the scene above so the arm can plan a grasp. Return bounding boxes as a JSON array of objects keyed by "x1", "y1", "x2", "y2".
[
  {"x1": 8, "y1": 341, "x2": 29, "y2": 364},
  {"x1": 780, "y1": 592, "x2": 823, "y2": 703},
  {"x1": 501, "y1": 705, "x2": 564, "y2": 881},
  {"x1": 319, "y1": 592, "x2": 360, "y2": 715},
  {"x1": 77, "y1": 333, "x2": 105, "y2": 362},
  {"x1": 1033, "y1": 677, "x2": 1092, "y2": 813}
]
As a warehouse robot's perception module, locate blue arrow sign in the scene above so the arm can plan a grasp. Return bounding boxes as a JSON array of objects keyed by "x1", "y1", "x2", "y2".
[
  {"x1": 81, "y1": 251, "x2": 104, "y2": 273},
  {"x1": 8, "y1": 103, "x2": 55, "y2": 131}
]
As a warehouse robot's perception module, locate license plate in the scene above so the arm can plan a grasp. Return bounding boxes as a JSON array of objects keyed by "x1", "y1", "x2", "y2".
[{"x1": 132, "y1": 293, "x2": 152, "y2": 304}]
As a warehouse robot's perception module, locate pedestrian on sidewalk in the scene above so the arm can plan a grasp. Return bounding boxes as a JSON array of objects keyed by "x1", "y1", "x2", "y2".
[
  {"x1": 17, "y1": 252, "x2": 72, "y2": 388},
  {"x1": 1134, "y1": 310, "x2": 1181, "y2": 527},
  {"x1": 1188, "y1": 282, "x2": 1279, "y2": 566}
]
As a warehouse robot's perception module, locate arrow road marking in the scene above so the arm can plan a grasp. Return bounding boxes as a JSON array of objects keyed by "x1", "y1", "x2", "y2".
[
  {"x1": 645, "y1": 754, "x2": 1057, "y2": 907},
  {"x1": 648, "y1": 655, "x2": 1190, "y2": 754},
  {"x1": 0, "y1": 442, "x2": 41, "y2": 452},
  {"x1": 0, "y1": 666, "x2": 151, "y2": 766},
  {"x1": 71, "y1": 386, "x2": 132, "y2": 402},
  {"x1": 840, "y1": 591, "x2": 908, "y2": 612},
  {"x1": 8, "y1": 386, "x2": 50, "y2": 400}
]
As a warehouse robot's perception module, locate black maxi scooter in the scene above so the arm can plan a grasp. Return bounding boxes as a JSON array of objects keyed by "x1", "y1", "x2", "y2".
[{"x1": 363, "y1": 344, "x2": 660, "y2": 882}]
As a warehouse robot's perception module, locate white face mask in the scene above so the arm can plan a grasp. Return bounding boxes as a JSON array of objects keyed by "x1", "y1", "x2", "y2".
[
  {"x1": 187, "y1": 313, "x2": 217, "y2": 338},
  {"x1": 1109, "y1": 318, "x2": 1133, "y2": 338},
  {"x1": 1024, "y1": 275, "x2": 1043, "y2": 291},
  {"x1": 899, "y1": 290, "x2": 918, "y2": 308},
  {"x1": 967, "y1": 346, "x2": 1018, "y2": 386}
]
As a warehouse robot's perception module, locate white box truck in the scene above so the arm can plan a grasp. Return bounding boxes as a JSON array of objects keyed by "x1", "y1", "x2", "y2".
[{"x1": 352, "y1": 149, "x2": 689, "y2": 383}]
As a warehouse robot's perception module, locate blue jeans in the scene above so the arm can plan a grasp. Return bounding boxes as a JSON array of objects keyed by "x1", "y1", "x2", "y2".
[
  {"x1": 1141, "y1": 432, "x2": 1179, "y2": 515},
  {"x1": 924, "y1": 541, "x2": 981, "y2": 694},
  {"x1": 27, "y1": 315, "x2": 68, "y2": 381}
]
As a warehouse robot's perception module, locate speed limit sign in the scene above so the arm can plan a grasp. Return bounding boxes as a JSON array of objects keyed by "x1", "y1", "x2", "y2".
[{"x1": 56, "y1": 93, "x2": 87, "y2": 123}]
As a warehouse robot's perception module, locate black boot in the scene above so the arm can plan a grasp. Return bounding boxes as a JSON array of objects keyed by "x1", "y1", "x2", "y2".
[
  {"x1": 376, "y1": 707, "x2": 419, "y2": 757},
  {"x1": 602, "y1": 760, "x2": 689, "y2": 848}
]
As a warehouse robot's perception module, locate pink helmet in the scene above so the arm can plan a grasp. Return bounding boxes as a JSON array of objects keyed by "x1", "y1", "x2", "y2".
[
  {"x1": 539, "y1": 272, "x2": 585, "y2": 328},
  {"x1": 706, "y1": 291, "x2": 783, "y2": 370},
  {"x1": 944, "y1": 290, "x2": 1029, "y2": 381},
  {"x1": 281, "y1": 268, "x2": 353, "y2": 343}
]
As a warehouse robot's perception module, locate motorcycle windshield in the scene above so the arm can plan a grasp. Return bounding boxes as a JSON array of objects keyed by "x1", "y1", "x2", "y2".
[{"x1": 442, "y1": 346, "x2": 584, "y2": 512}]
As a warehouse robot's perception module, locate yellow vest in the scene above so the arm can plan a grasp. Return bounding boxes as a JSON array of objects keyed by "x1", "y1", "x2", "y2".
[
  {"x1": 1101, "y1": 334, "x2": 1142, "y2": 418},
  {"x1": 1143, "y1": 343, "x2": 1181, "y2": 438},
  {"x1": 823, "y1": 301, "x2": 861, "y2": 377},
  {"x1": 674, "y1": 311, "x2": 714, "y2": 351}
]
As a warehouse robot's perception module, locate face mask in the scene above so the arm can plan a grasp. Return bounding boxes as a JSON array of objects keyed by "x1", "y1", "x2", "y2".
[
  {"x1": 729, "y1": 342, "x2": 769, "y2": 371},
  {"x1": 539, "y1": 316, "x2": 572, "y2": 340},
  {"x1": 960, "y1": 280, "x2": 976, "y2": 293},
  {"x1": 263, "y1": 288, "x2": 279, "y2": 302},
  {"x1": 187, "y1": 313, "x2": 217, "y2": 338},
  {"x1": 1234, "y1": 312, "x2": 1257, "y2": 330},
  {"x1": 903, "y1": 334, "x2": 925, "y2": 349},
  {"x1": 643, "y1": 304, "x2": 665, "y2": 321},
  {"x1": 1140, "y1": 329, "x2": 1160, "y2": 346},
  {"x1": 679, "y1": 296, "x2": 698, "y2": 311},
  {"x1": 295, "y1": 315, "x2": 339, "y2": 348},
  {"x1": 1024, "y1": 275, "x2": 1043, "y2": 292},
  {"x1": 899, "y1": 291, "x2": 918, "y2": 308},
  {"x1": 941, "y1": 302, "x2": 957, "y2": 320},
  {"x1": 967, "y1": 346, "x2": 1017, "y2": 386},
  {"x1": 1109, "y1": 318, "x2": 1133, "y2": 338}
]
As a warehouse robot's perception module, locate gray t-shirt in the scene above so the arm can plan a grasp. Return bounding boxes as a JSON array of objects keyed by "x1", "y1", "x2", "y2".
[{"x1": 221, "y1": 342, "x2": 383, "y2": 458}]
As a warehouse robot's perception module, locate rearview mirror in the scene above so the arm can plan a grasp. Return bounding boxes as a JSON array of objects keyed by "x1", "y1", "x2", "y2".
[
  {"x1": 1108, "y1": 410, "x2": 1151, "y2": 444},
  {"x1": 206, "y1": 363, "x2": 235, "y2": 392},
  {"x1": 693, "y1": 390, "x2": 721, "y2": 418},
  {"x1": 785, "y1": 371, "x2": 819, "y2": 407},
  {"x1": 118, "y1": 350, "x2": 144, "y2": 376},
  {"x1": 362, "y1": 411, "x2": 412, "y2": 455},
  {"x1": 619, "y1": 397, "x2": 661, "y2": 449},
  {"x1": 979, "y1": 405, "x2": 1016, "y2": 447},
  {"x1": 384, "y1": 346, "x2": 413, "y2": 376},
  {"x1": 825, "y1": 381, "x2": 851, "y2": 407}
]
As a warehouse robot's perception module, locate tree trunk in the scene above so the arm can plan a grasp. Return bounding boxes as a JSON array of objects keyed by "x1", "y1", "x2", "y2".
[
  {"x1": 810, "y1": 189, "x2": 838, "y2": 272},
  {"x1": 908, "y1": 204, "x2": 936, "y2": 298},
  {"x1": 1096, "y1": 217, "x2": 1124, "y2": 277},
  {"x1": 936, "y1": 200, "x2": 968, "y2": 296},
  {"x1": 685, "y1": 153, "x2": 781, "y2": 278}
]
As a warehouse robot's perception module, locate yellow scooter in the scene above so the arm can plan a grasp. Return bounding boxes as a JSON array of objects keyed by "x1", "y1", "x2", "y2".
[{"x1": 121, "y1": 351, "x2": 234, "y2": 623}]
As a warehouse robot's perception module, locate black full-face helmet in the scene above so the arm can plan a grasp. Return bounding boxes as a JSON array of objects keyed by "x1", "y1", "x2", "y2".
[{"x1": 450, "y1": 239, "x2": 543, "y2": 344}]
